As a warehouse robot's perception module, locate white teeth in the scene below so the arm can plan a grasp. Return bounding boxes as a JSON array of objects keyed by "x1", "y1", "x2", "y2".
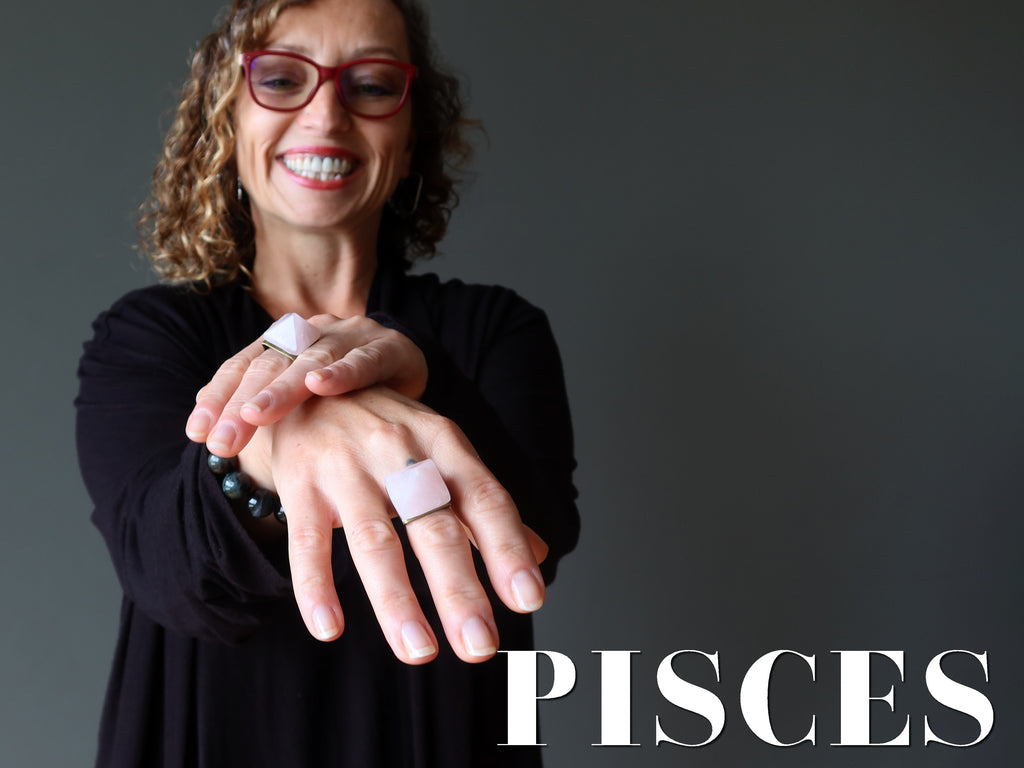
[{"x1": 283, "y1": 154, "x2": 355, "y2": 181}]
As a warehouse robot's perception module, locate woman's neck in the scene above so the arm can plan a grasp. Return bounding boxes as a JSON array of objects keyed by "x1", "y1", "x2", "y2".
[{"x1": 249, "y1": 222, "x2": 379, "y2": 319}]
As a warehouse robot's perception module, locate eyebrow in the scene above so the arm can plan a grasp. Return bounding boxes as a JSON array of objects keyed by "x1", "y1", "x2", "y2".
[{"x1": 269, "y1": 42, "x2": 405, "y2": 60}]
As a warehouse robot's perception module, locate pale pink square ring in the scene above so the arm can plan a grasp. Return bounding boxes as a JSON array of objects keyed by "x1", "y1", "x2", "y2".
[
  {"x1": 261, "y1": 313, "x2": 321, "y2": 360},
  {"x1": 384, "y1": 459, "x2": 453, "y2": 524}
]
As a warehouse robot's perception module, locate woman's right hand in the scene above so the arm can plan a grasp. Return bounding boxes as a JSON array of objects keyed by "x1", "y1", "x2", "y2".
[
  {"x1": 185, "y1": 313, "x2": 428, "y2": 457},
  {"x1": 250, "y1": 385, "x2": 549, "y2": 665}
]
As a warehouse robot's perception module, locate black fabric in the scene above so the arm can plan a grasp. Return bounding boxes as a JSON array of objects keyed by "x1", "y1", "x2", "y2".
[{"x1": 76, "y1": 266, "x2": 579, "y2": 768}]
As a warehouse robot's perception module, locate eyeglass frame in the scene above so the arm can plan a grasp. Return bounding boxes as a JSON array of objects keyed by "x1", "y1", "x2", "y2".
[{"x1": 240, "y1": 50, "x2": 418, "y2": 119}]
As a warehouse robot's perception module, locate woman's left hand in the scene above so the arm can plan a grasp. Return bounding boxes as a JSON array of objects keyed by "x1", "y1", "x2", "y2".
[{"x1": 185, "y1": 314, "x2": 428, "y2": 456}]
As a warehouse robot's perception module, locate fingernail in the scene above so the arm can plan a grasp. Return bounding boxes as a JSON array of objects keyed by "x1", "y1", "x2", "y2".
[
  {"x1": 185, "y1": 410, "x2": 211, "y2": 440},
  {"x1": 461, "y1": 616, "x2": 496, "y2": 657},
  {"x1": 307, "y1": 368, "x2": 332, "y2": 383},
  {"x1": 243, "y1": 392, "x2": 272, "y2": 413},
  {"x1": 207, "y1": 422, "x2": 237, "y2": 454},
  {"x1": 401, "y1": 621, "x2": 436, "y2": 659},
  {"x1": 313, "y1": 605, "x2": 340, "y2": 641},
  {"x1": 511, "y1": 568, "x2": 545, "y2": 613}
]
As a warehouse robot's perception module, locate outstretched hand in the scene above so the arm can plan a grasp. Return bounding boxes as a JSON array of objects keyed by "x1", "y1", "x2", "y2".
[{"x1": 247, "y1": 386, "x2": 548, "y2": 663}]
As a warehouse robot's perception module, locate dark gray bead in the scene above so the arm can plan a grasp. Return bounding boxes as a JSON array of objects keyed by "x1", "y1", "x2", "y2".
[
  {"x1": 208, "y1": 453, "x2": 239, "y2": 476},
  {"x1": 221, "y1": 471, "x2": 251, "y2": 500},
  {"x1": 247, "y1": 488, "x2": 281, "y2": 519}
]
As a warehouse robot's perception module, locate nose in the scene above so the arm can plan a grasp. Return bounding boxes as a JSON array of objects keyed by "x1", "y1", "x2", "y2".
[{"x1": 299, "y1": 77, "x2": 353, "y2": 132}]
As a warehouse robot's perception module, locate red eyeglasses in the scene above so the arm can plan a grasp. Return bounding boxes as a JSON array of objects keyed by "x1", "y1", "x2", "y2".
[{"x1": 241, "y1": 50, "x2": 418, "y2": 118}]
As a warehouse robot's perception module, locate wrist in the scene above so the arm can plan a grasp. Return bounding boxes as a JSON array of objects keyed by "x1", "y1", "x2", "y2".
[
  {"x1": 207, "y1": 451, "x2": 286, "y2": 525},
  {"x1": 237, "y1": 429, "x2": 275, "y2": 491}
]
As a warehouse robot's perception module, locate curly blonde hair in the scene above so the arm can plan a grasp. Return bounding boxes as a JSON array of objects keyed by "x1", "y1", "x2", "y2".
[{"x1": 140, "y1": 0, "x2": 474, "y2": 287}]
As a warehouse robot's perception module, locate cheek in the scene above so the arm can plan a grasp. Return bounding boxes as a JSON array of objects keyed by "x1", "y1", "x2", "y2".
[
  {"x1": 368, "y1": 128, "x2": 413, "y2": 179},
  {"x1": 233, "y1": 102, "x2": 287, "y2": 180},
  {"x1": 234, "y1": 142, "x2": 259, "y2": 189}
]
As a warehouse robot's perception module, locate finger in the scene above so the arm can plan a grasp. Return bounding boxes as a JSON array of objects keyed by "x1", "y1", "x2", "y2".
[
  {"x1": 338, "y1": 474, "x2": 441, "y2": 665},
  {"x1": 204, "y1": 347, "x2": 294, "y2": 456},
  {"x1": 306, "y1": 333, "x2": 427, "y2": 400},
  {"x1": 525, "y1": 524, "x2": 549, "y2": 565},
  {"x1": 278, "y1": 479, "x2": 346, "y2": 643},
  {"x1": 404, "y1": 507, "x2": 501, "y2": 663},
  {"x1": 431, "y1": 430, "x2": 546, "y2": 616},
  {"x1": 185, "y1": 337, "x2": 268, "y2": 444},
  {"x1": 305, "y1": 337, "x2": 402, "y2": 395},
  {"x1": 453, "y1": 472, "x2": 546, "y2": 614},
  {"x1": 458, "y1": 520, "x2": 547, "y2": 565}
]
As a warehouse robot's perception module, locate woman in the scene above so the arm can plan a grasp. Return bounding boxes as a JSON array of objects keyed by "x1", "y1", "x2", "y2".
[{"x1": 75, "y1": 0, "x2": 578, "y2": 765}]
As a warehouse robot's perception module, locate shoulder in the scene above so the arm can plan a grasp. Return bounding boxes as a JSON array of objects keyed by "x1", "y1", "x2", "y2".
[
  {"x1": 391, "y1": 272, "x2": 559, "y2": 378},
  {"x1": 93, "y1": 281, "x2": 250, "y2": 331},
  {"x1": 398, "y1": 271, "x2": 547, "y2": 332},
  {"x1": 82, "y1": 281, "x2": 264, "y2": 369}
]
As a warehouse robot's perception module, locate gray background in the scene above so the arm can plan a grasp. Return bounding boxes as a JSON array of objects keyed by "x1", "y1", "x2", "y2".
[{"x1": 3, "y1": 0, "x2": 1022, "y2": 765}]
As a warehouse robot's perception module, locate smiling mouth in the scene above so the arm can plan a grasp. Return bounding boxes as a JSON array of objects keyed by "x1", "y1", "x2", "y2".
[{"x1": 282, "y1": 154, "x2": 357, "y2": 182}]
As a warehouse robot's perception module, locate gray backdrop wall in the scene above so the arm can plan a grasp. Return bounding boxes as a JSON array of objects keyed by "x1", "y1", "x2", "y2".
[{"x1": 3, "y1": 1, "x2": 1021, "y2": 765}]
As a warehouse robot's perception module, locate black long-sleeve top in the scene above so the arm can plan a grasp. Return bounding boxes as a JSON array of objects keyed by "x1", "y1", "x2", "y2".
[{"x1": 76, "y1": 265, "x2": 579, "y2": 767}]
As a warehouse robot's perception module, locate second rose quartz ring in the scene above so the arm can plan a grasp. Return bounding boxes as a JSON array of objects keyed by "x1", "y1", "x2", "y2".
[
  {"x1": 261, "y1": 313, "x2": 321, "y2": 361},
  {"x1": 384, "y1": 459, "x2": 453, "y2": 524}
]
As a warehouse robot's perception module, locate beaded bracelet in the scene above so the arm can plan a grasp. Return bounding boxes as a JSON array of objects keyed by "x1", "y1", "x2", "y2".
[{"x1": 207, "y1": 453, "x2": 286, "y2": 524}]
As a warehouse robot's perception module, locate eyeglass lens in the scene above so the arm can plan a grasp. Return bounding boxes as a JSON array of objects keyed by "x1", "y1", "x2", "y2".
[{"x1": 248, "y1": 54, "x2": 410, "y2": 116}]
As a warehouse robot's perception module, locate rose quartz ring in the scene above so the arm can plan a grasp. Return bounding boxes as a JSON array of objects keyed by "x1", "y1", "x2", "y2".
[
  {"x1": 384, "y1": 459, "x2": 453, "y2": 524},
  {"x1": 261, "y1": 313, "x2": 321, "y2": 360}
]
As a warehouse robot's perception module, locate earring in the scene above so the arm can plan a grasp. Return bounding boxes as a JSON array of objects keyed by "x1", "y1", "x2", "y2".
[
  {"x1": 407, "y1": 173, "x2": 423, "y2": 214},
  {"x1": 390, "y1": 173, "x2": 423, "y2": 216},
  {"x1": 236, "y1": 176, "x2": 245, "y2": 202}
]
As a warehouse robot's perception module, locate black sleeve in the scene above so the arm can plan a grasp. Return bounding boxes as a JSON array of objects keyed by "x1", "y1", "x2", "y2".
[
  {"x1": 372, "y1": 285, "x2": 579, "y2": 584},
  {"x1": 75, "y1": 289, "x2": 294, "y2": 645}
]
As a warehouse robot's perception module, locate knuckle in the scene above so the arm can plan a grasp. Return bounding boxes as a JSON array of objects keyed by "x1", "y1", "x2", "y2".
[
  {"x1": 347, "y1": 315, "x2": 375, "y2": 331},
  {"x1": 211, "y1": 356, "x2": 251, "y2": 386},
  {"x1": 289, "y1": 525, "x2": 333, "y2": 559},
  {"x1": 431, "y1": 577, "x2": 487, "y2": 609},
  {"x1": 295, "y1": 345, "x2": 334, "y2": 367},
  {"x1": 378, "y1": 327, "x2": 401, "y2": 345},
  {"x1": 410, "y1": 511, "x2": 465, "y2": 549},
  {"x1": 463, "y1": 477, "x2": 515, "y2": 518},
  {"x1": 250, "y1": 354, "x2": 288, "y2": 376},
  {"x1": 365, "y1": 421, "x2": 415, "y2": 455},
  {"x1": 488, "y1": 537, "x2": 534, "y2": 564},
  {"x1": 373, "y1": 585, "x2": 418, "y2": 615},
  {"x1": 346, "y1": 517, "x2": 401, "y2": 556},
  {"x1": 464, "y1": 475, "x2": 509, "y2": 508},
  {"x1": 308, "y1": 313, "x2": 341, "y2": 326},
  {"x1": 428, "y1": 415, "x2": 471, "y2": 451},
  {"x1": 294, "y1": 569, "x2": 333, "y2": 596},
  {"x1": 348, "y1": 343, "x2": 386, "y2": 369}
]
